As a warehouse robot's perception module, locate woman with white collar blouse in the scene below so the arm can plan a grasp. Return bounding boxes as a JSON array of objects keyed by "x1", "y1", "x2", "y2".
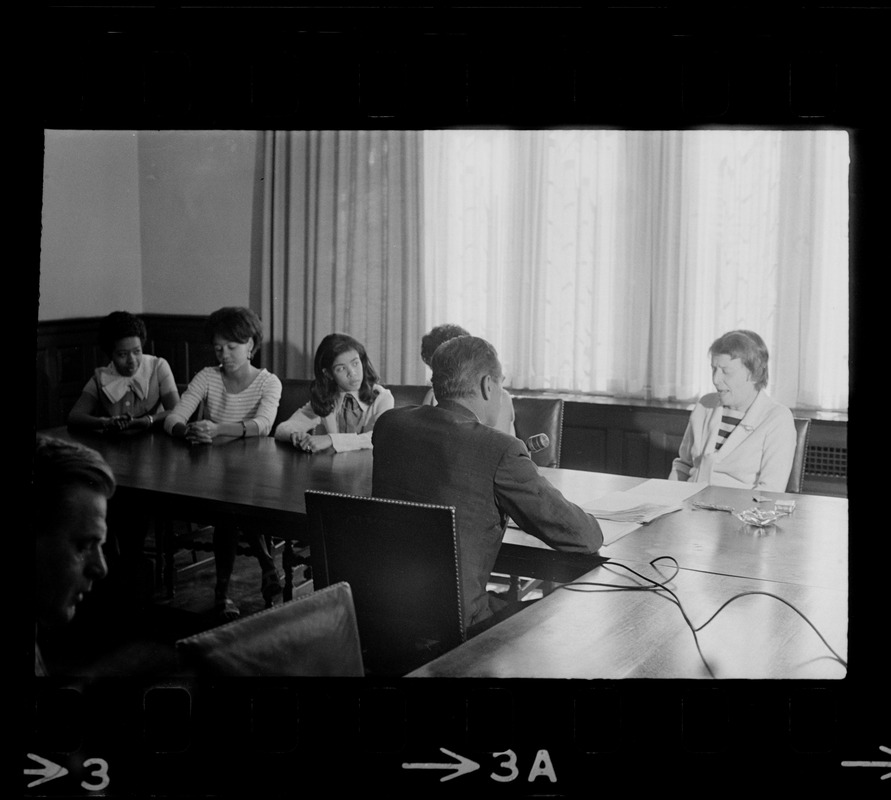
[
  {"x1": 68, "y1": 311, "x2": 180, "y2": 432},
  {"x1": 669, "y1": 329, "x2": 797, "y2": 493}
]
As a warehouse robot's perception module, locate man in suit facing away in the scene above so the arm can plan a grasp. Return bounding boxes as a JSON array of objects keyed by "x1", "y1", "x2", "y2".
[{"x1": 372, "y1": 335, "x2": 603, "y2": 635}]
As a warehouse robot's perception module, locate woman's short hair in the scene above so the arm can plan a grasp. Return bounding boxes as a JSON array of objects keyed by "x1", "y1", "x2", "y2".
[
  {"x1": 431, "y1": 335, "x2": 501, "y2": 400},
  {"x1": 310, "y1": 332, "x2": 380, "y2": 416},
  {"x1": 421, "y1": 324, "x2": 471, "y2": 366},
  {"x1": 709, "y1": 329, "x2": 770, "y2": 390},
  {"x1": 97, "y1": 311, "x2": 147, "y2": 357},
  {"x1": 205, "y1": 307, "x2": 263, "y2": 357},
  {"x1": 34, "y1": 435, "x2": 116, "y2": 533}
]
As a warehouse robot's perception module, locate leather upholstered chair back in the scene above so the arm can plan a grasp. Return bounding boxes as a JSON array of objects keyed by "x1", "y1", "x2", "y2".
[
  {"x1": 512, "y1": 396, "x2": 565, "y2": 468},
  {"x1": 273, "y1": 379, "x2": 313, "y2": 432},
  {"x1": 388, "y1": 383, "x2": 431, "y2": 408},
  {"x1": 786, "y1": 417, "x2": 811, "y2": 493},
  {"x1": 305, "y1": 490, "x2": 464, "y2": 676},
  {"x1": 175, "y1": 582, "x2": 364, "y2": 677}
]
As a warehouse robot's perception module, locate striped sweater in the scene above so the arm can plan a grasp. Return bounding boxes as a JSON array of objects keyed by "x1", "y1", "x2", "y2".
[{"x1": 164, "y1": 367, "x2": 282, "y2": 436}]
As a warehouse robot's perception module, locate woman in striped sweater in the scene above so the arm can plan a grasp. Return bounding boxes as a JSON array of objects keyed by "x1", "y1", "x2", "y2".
[{"x1": 165, "y1": 307, "x2": 282, "y2": 621}]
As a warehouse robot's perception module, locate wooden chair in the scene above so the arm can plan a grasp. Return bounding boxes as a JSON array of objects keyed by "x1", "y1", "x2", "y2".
[
  {"x1": 268, "y1": 378, "x2": 317, "y2": 589},
  {"x1": 305, "y1": 490, "x2": 465, "y2": 676},
  {"x1": 175, "y1": 582, "x2": 364, "y2": 677},
  {"x1": 512, "y1": 396, "x2": 564, "y2": 468},
  {"x1": 388, "y1": 383, "x2": 431, "y2": 408},
  {"x1": 786, "y1": 417, "x2": 811, "y2": 493},
  {"x1": 147, "y1": 383, "x2": 210, "y2": 594},
  {"x1": 151, "y1": 381, "x2": 304, "y2": 599}
]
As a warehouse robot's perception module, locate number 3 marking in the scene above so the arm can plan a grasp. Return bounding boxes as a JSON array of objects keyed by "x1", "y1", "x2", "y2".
[
  {"x1": 491, "y1": 749, "x2": 519, "y2": 782},
  {"x1": 81, "y1": 758, "x2": 110, "y2": 791}
]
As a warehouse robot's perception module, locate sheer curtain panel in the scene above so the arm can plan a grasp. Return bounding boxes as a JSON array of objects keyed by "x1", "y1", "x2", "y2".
[
  {"x1": 422, "y1": 129, "x2": 849, "y2": 412},
  {"x1": 253, "y1": 130, "x2": 426, "y2": 385}
]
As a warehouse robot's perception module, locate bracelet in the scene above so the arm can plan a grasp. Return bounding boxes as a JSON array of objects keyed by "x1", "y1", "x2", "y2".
[
  {"x1": 240, "y1": 420, "x2": 247, "y2": 438},
  {"x1": 146, "y1": 414, "x2": 154, "y2": 427}
]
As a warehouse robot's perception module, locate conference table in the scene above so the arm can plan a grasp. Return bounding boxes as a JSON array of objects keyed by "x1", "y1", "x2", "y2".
[
  {"x1": 41, "y1": 427, "x2": 848, "y2": 679},
  {"x1": 43, "y1": 426, "x2": 375, "y2": 598}
]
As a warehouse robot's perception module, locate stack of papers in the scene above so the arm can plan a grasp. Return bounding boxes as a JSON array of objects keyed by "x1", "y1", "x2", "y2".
[
  {"x1": 580, "y1": 479, "x2": 706, "y2": 545},
  {"x1": 505, "y1": 479, "x2": 706, "y2": 548},
  {"x1": 583, "y1": 502, "x2": 683, "y2": 524}
]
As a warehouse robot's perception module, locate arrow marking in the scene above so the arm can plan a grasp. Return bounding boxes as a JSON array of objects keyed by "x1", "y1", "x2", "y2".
[
  {"x1": 402, "y1": 748, "x2": 480, "y2": 782},
  {"x1": 841, "y1": 745, "x2": 891, "y2": 779},
  {"x1": 25, "y1": 753, "x2": 69, "y2": 788}
]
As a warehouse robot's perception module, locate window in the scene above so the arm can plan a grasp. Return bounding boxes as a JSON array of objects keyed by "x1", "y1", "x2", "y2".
[{"x1": 422, "y1": 129, "x2": 849, "y2": 412}]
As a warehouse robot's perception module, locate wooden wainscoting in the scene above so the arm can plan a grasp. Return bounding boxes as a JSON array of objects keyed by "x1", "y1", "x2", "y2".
[
  {"x1": 560, "y1": 401, "x2": 690, "y2": 479},
  {"x1": 36, "y1": 314, "x2": 217, "y2": 429},
  {"x1": 518, "y1": 392, "x2": 847, "y2": 497}
]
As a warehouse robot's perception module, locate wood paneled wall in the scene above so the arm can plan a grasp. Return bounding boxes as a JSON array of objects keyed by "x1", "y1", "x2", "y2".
[
  {"x1": 36, "y1": 314, "x2": 217, "y2": 429},
  {"x1": 36, "y1": 315, "x2": 847, "y2": 497},
  {"x1": 555, "y1": 398, "x2": 847, "y2": 497}
]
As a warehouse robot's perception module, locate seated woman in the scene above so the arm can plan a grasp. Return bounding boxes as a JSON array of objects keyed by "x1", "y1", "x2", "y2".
[
  {"x1": 669, "y1": 329, "x2": 796, "y2": 492},
  {"x1": 274, "y1": 333, "x2": 393, "y2": 452},
  {"x1": 68, "y1": 311, "x2": 180, "y2": 432},
  {"x1": 164, "y1": 307, "x2": 282, "y2": 620},
  {"x1": 420, "y1": 323, "x2": 516, "y2": 436}
]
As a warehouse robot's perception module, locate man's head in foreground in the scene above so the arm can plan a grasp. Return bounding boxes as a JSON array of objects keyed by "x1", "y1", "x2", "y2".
[{"x1": 34, "y1": 435, "x2": 115, "y2": 627}]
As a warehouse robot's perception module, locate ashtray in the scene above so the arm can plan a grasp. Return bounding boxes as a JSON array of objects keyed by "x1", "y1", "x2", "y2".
[{"x1": 734, "y1": 506, "x2": 787, "y2": 527}]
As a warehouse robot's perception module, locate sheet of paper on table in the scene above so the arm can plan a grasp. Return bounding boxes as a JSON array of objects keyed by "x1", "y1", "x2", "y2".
[{"x1": 582, "y1": 479, "x2": 707, "y2": 546}]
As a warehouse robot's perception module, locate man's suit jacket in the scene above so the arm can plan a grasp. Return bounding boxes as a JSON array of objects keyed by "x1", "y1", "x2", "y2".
[
  {"x1": 422, "y1": 385, "x2": 516, "y2": 436},
  {"x1": 372, "y1": 400, "x2": 603, "y2": 630}
]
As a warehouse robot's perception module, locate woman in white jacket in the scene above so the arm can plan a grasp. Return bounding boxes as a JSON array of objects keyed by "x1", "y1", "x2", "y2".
[{"x1": 669, "y1": 330, "x2": 796, "y2": 492}]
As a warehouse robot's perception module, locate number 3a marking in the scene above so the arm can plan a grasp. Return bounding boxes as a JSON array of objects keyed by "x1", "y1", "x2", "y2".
[
  {"x1": 491, "y1": 749, "x2": 557, "y2": 783},
  {"x1": 81, "y1": 758, "x2": 110, "y2": 792}
]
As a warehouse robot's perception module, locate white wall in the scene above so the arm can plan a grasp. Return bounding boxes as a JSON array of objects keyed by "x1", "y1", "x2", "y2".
[
  {"x1": 39, "y1": 130, "x2": 143, "y2": 320},
  {"x1": 37, "y1": 130, "x2": 261, "y2": 321},
  {"x1": 138, "y1": 130, "x2": 259, "y2": 314}
]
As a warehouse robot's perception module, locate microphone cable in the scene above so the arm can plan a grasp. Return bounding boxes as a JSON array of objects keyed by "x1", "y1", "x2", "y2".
[{"x1": 557, "y1": 555, "x2": 847, "y2": 677}]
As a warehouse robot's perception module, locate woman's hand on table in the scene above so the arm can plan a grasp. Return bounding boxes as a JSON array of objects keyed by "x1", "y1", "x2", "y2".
[
  {"x1": 102, "y1": 414, "x2": 132, "y2": 432},
  {"x1": 290, "y1": 431, "x2": 333, "y2": 453},
  {"x1": 185, "y1": 420, "x2": 218, "y2": 444}
]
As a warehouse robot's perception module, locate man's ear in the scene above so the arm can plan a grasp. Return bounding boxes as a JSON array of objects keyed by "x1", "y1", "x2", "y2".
[{"x1": 480, "y1": 373, "x2": 494, "y2": 401}]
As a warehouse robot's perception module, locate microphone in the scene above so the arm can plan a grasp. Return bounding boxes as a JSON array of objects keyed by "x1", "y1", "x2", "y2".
[{"x1": 525, "y1": 433, "x2": 550, "y2": 454}]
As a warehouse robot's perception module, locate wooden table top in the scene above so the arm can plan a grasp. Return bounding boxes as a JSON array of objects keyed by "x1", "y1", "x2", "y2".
[
  {"x1": 408, "y1": 562, "x2": 848, "y2": 679},
  {"x1": 414, "y1": 474, "x2": 848, "y2": 679},
  {"x1": 537, "y1": 472, "x2": 848, "y2": 591},
  {"x1": 43, "y1": 426, "x2": 849, "y2": 680},
  {"x1": 43, "y1": 427, "x2": 374, "y2": 526}
]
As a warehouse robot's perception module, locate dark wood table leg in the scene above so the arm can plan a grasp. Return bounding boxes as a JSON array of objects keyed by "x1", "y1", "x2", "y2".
[{"x1": 282, "y1": 541, "x2": 295, "y2": 601}]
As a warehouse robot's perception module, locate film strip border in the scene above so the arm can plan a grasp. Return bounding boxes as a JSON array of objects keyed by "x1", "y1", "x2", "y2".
[
  {"x1": 26, "y1": 6, "x2": 890, "y2": 129},
  {"x1": 25, "y1": 679, "x2": 890, "y2": 794},
  {"x1": 23, "y1": 5, "x2": 887, "y2": 797}
]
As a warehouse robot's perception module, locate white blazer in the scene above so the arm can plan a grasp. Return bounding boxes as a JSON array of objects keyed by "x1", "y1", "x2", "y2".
[
  {"x1": 273, "y1": 384, "x2": 394, "y2": 452},
  {"x1": 669, "y1": 391, "x2": 796, "y2": 492}
]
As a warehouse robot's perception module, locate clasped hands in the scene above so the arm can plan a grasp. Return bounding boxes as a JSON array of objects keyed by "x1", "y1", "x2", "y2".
[
  {"x1": 289, "y1": 431, "x2": 333, "y2": 453},
  {"x1": 103, "y1": 413, "x2": 151, "y2": 432},
  {"x1": 185, "y1": 420, "x2": 219, "y2": 444}
]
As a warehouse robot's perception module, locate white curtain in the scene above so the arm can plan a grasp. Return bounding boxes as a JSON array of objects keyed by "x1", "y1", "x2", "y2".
[
  {"x1": 422, "y1": 129, "x2": 849, "y2": 412},
  {"x1": 253, "y1": 130, "x2": 426, "y2": 384}
]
